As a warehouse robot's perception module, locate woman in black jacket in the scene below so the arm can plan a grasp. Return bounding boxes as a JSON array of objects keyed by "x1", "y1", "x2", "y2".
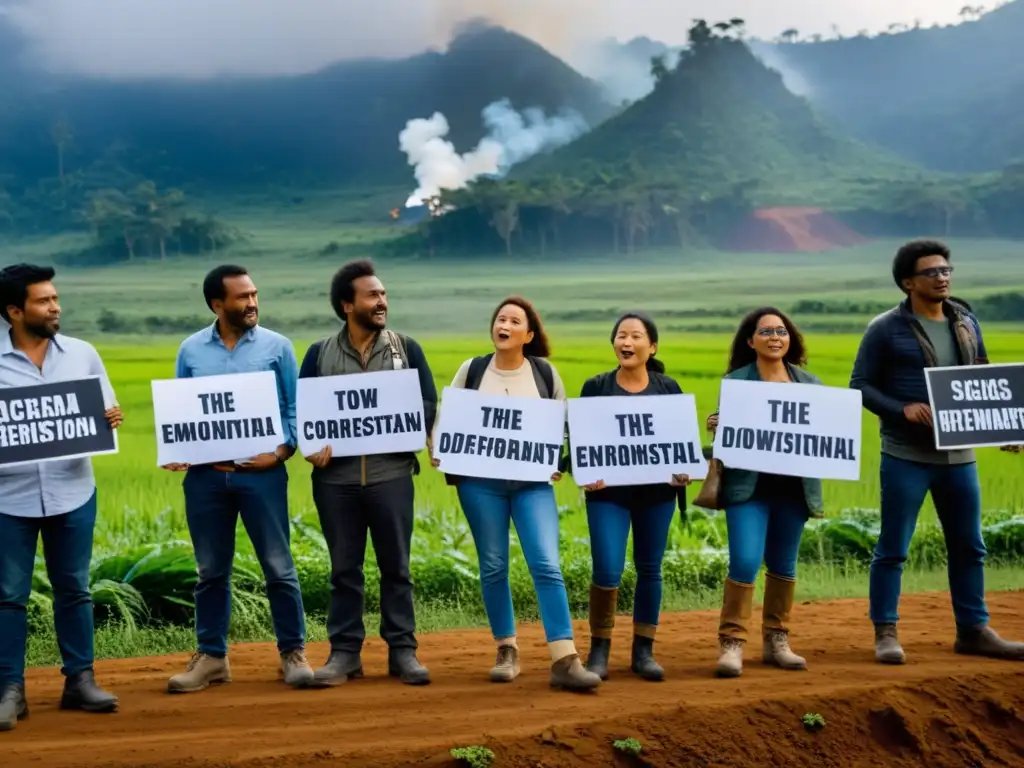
[{"x1": 576, "y1": 312, "x2": 690, "y2": 681}]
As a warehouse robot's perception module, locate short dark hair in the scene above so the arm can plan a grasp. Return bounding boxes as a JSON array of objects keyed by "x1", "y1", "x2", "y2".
[
  {"x1": 202, "y1": 264, "x2": 249, "y2": 311},
  {"x1": 727, "y1": 306, "x2": 807, "y2": 373},
  {"x1": 611, "y1": 311, "x2": 665, "y2": 374},
  {"x1": 0, "y1": 263, "x2": 56, "y2": 323},
  {"x1": 892, "y1": 239, "x2": 951, "y2": 290},
  {"x1": 491, "y1": 296, "x2": 551, "y2": 358},
  {"x1": 330, "y1": 259, "x2": 376, "y2": 319}
]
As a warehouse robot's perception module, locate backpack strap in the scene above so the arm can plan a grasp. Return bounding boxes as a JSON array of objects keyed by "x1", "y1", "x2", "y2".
[
  {"x1": 465, "y1": 354, "x2": 493, "y2": 390},
  {"x1": 526, "y1": 356, "x2": 555, "y2": 399},
  {"x1": 381, "y1": 330, "x2": 409, "y2": 370}
]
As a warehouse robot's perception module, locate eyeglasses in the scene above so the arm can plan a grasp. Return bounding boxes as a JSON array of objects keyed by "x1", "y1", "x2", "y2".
[
  {"x1": 756, "y1": 328, "x2": 789, "y2": 337},
  {"x1": 915, "y1": 266, "x2": 954, "y2": 278}
]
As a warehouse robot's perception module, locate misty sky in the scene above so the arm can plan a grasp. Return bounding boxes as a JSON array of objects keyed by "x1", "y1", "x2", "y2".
[{"x1": 1, "y1": 0, "x2": 986, "y2": 78}]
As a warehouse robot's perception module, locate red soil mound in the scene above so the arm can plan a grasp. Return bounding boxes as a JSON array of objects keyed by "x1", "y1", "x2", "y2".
[
  {"x1": 7, "y1": 591, "x2": 1024, "y2": 767},
  {"x1": 726, "y1": 207, "x2": 870, "y2": 253}
]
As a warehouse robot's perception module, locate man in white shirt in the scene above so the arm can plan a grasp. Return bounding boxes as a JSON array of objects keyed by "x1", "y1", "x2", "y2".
[{"x1": 0, "y1": 264, "x2": 123, "y2": 732}]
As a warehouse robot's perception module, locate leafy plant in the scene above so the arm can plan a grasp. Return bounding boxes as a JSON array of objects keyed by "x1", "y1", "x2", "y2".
[
  {"x1": 450, "y1": 745, "x2": 495, "y2": 767},
  {"x1": 613, "y1": 737, "x2": 644, "y2": 756},
  {"x1": 802, "y1": 712, "x2": 826, "y2": 732}
]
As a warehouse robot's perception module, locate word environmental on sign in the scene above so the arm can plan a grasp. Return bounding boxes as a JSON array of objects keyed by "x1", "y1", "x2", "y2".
[
  {"x1": 713, "y1": 378, "x2": 862, "y2": 481},
  {"x1": 567, "y1": 394, "x2": 708, "y2": 486},
  {"x1": 151, "y1": 371, "x2": 284, "y2": 466},
  {"x1": 433, "y1": 387, "x2": 566, "y2": 482},
  {"x1": 924, "y1": 362, "x2": 1024, "y2": 450},
  {"x1": 297, "y1": 368, "x2": 425, "y2": 458},
  {"x1": 0, "y1": 376, "x2": 117, "y2": 467}
]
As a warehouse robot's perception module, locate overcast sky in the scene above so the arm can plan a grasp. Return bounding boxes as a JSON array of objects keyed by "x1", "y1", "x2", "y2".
[{"x1": 0, "y1": 0, "x2": 987, "y2": 78}]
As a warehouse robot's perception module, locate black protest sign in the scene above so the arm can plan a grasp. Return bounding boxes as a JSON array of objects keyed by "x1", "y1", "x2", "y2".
[
  {"x1": 925, "y1": 362, "x2": 1024, "y2": 449},
  {"x1": 0, "y1": 377, "x2": 116, "y2": 466}
]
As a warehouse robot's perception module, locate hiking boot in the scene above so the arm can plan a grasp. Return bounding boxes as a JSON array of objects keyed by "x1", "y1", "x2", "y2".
[
  {"x1": 761, "y1": 573, "x2": 805, "y2": 670},
  {"x1": 763, "y1": 630, "x2": 807, "y2": 670},
  {"x1": 716, "y1": 636, "x2": 744, "y2": 678},
  {"x1": 489, "y1": 644, "x2": 521, "y2": 683},
  {"x1": 0, "y1": 684, "x2": 28, "y2": 732},
  {"x1": 954, "y1": 625, "x2": 1024, "y2": 660},
  {"x1": 388, "y1": 648, "x2": 431, "y2": 686},
  {"x1": 585, "y1": 637, "x2": 611, "y2": 680},
  {"x1": 60, "y1": 669, "x2": 118, "y2": 713},
  {"x1": 716, "y1": 578, "x2": 754, "y2": 677},
  {"x1": 874, "y1": 623, "x2": 906, "y2": 665},
  {"x1": 310, "y1": 651, "x2": 363, "y2": 688},
  {"x1": 167, "y1": 652, "x2": 232, "y2": 693},
  {"x1": 280, "y1": 649, "x2": 315, "y2": 688},
  {"x1": 630, "y1": 635, "x2": 665, "y2": 681},
  {"x1": 550, "y1": 653, "x2": 602, "y2": 692}
]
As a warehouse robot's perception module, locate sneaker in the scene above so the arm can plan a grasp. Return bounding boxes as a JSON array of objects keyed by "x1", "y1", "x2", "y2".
[{"x1": 489, "y1": 645, "x2": 521, "y2": 683}]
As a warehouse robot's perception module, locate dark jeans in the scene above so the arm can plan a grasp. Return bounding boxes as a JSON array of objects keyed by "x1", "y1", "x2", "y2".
[
  {"x1": 183, "y1": 464, "x2": 306, "y2": 656},
  {"x1": 869, "y1": 454, "x2": 988, "y2": 628},
  {"x1": 0, "y1": 491, "x2": 98, "y2": 687},
  {"x1": 312, "y1": 475, "x2": 417, "y2": 653},
  {"x1": 725, "y1": 495, "x2": 807, "y2": 584},
  {"x1": 586, "y1": 498, "x2": 676, "y2": 627}
]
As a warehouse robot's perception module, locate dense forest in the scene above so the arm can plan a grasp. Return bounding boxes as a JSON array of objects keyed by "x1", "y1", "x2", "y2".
[{"x1": 1, "y1": 6, "x2": 1023, "y2": 265}]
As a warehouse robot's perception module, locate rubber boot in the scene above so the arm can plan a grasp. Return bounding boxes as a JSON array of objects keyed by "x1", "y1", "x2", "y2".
[
  {"x1": 585, "y1": 583, "x2": 617, "y2": 680},
  {"x1": 630, "y1": 624, "x2": 664, "y2": 681},
  {"x1": 761, "y1": 573, "x2": 807, "y2": 670},
  {"x1": 716, "y1": 578, "x2": 754, "y2": 678},
  {"x1": 60, "y1": 669, "x2": 118, "y2": 713}
]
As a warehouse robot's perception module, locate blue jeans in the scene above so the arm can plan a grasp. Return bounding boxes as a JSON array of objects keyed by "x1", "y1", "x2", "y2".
[
  {"x1": 587, "y1": 499, "x2": 676, "y2": 627},
  {"x1": 183, "y1": 465, "x2": 306, "y2": 656},
  {"x1": 457, "y1": 478, "x2": 573, "y2": 643},
  {"x1": 725, "y1": 496, "x2": 807, "y2": 584},
  {"x1": 0, "y1": 491, "x2": 98, "y2": 687},
  {"x1": 869, "y1": 454, "x2": 988, "y2": 628}
]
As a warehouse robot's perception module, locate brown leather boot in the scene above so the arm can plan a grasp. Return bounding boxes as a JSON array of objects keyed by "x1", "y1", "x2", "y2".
[
  {"x1": 716, "y1": 578, "x2": 754, "y2": 678},
  {"x1": 761, "y1": 573, "x2": 807, "y2": 671},
  {"x1": 585, "y1": 584, "x2": 618, "y2": 680},
  {"x1": 955, "y1": 625, "x2": 1024, "y2": 660},
  {"x1": 550, "y1": 653, "x2": 602, "y2": 691}
]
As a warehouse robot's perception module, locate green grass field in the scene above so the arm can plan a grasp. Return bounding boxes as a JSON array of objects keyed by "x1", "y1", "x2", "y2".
[{"x1": 14, "y1": 238, "x2": 1024, "y2": 667}]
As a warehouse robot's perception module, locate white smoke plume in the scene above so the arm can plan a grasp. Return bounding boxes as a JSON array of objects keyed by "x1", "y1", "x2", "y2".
[{"x1": 399, "y1": 98, "x2": 588, "y2": 206}]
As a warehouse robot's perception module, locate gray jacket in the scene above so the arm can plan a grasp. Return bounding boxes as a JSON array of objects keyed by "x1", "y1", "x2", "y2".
[{"x1": 298, "y1": 325, "x2": 437, "y2": 486}]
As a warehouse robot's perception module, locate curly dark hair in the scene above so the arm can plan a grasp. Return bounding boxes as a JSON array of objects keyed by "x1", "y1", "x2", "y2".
[
  {"x1": 330, "y1": 258, "x2": 377, "y2": 319},
  {"x1": 491, "y1": 295, "x2": 550, "y2": 358},
  {"x1": 0, "y1": 263, "x2": 56, "y2": 322},
  {"x1": 611, "y1": 311, "x2": 665, "y2": 374},
  {"x1": 892, "y1": 239, "x2": 951, "y2": 291},
  {"x1": 726, "y1": 306, "x2": 807, "y2": 373}
]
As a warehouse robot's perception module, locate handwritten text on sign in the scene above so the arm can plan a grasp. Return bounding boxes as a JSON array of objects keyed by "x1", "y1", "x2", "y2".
[
  {"x1": 433, "y1": 386, "x2": 565, "y2": 482},
  {"x1": 0, "y1": 377, "x2": 118, "y2": 467},
  {"x1": 712, "y1": 378, "x2": 862, "y2": 481},
  {"x1": 152, "y1": 371, "x2": 283, "y2": 466},
  {"x1": 298, "y1": 368, "x2": 425, "y2": 457},
  {"x1": 567, "y1": 394, "x2": 708, "y2": 486},
  {"x1": 924, "y1": 362, "x2": 1024, "y2": 450}
]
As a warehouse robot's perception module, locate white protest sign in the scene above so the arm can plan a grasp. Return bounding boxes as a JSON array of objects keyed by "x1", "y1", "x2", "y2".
[
  {"x1": 712, "y1": 378, "x2": 862, "y2": 481},
  {"x1": 433, "y1": 386, "x2": 566, "y2": 482},
  {"x1": 567, "y1": 394, "x2": 708, "y2": 486},
  {"x1": 152, "y1": 371, "x2": 284, "y2": 466},
  {"x1": 297, "y1": 368, "x2": 425, "y2": 457}
]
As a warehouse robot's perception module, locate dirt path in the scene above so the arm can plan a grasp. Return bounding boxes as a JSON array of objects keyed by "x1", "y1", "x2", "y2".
[{"x1": 8, "y1": 591, "x2": 1024, "y2": 767}]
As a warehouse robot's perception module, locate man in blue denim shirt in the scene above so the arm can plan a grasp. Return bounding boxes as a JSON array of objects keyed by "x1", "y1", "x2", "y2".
[
  {"x1": 850, "y1": 239, "x2": 1024, "y2": 665},
  {"x1": 163, "y1": 265, "x2": 313, "y2": 693},
  {"x1": 0, "y1": 264, "x2": 122, "y2": 732}
]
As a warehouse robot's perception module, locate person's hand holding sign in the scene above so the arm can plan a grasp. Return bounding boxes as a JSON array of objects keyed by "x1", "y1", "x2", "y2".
[
  {"x1": 305, "y1": 444, "x2": 333, "y2": 469},
  {"x1": 105, "y1": 405, "x2": 124, "y2": 430},
  {"x1": 238, "y1": 450, "x2": 285, "y2": 471},
  {"x1": 1001, "y1": 445, "x2": 1022, "y2": 453},
  {"x1": 581, "y1": 480, "x2": 605, "y2": 492},
  {"x1": 670, "y1": 473, "x2": 691, "y2": 486},
  {"x1": 706, "y1": 413, "x2": 718, "y2": 433},
  {"x1": 903, "y1": 402, "x2": 932, "y2": 426}
]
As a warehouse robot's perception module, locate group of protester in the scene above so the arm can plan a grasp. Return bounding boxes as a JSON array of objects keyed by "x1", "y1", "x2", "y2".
[{"x1": 1, "y1": 238, "x2": 1022, "y2": 731}]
